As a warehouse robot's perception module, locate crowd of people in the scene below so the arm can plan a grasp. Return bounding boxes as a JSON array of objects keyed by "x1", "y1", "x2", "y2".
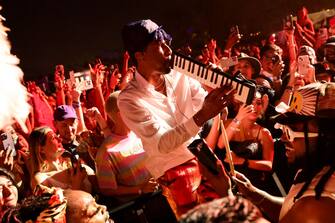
[{"x1": 1, "y1": 5, "x2": 335, "y2": 223}]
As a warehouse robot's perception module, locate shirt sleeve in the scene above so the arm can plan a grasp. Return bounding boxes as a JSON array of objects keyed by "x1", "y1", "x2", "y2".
[
  {"x1": 118, "y1": 76, "x2": 206, "y2": 154},
  {"x1": 96, "y1": 151, "x2": 117, "y2": 190}
]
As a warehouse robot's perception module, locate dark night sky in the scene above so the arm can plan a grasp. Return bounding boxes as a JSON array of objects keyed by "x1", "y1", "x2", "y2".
[{"x1": 1, "y1": 0, "x2": 334, "y2": 80}]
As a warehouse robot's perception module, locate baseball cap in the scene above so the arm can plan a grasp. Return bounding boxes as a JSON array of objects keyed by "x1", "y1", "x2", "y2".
[
  {"x1": 53, "y1": 105, "x2": 77, "y2": 121},
  {"x1": 122, "y1": 19, "x2": 172, "y2": 55}
]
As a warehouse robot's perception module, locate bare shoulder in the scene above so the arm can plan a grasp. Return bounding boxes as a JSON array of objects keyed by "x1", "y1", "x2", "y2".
[
  {"x1": 260, "y1": 127, "x2": 273, "y2": 139},
  {"x1": 280, "y1": 196, "x2": 335, "y2": 223}
]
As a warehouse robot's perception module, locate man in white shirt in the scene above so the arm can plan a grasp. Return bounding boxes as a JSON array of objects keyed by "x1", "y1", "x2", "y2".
[{"x1": 118, "y1": 19, "x2": 233, "y2": 216}]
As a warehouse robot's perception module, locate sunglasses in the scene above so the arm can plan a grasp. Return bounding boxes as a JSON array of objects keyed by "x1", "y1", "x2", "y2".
[{"x1": 274, "y1": 123, "x2": 318, "y2": 142}]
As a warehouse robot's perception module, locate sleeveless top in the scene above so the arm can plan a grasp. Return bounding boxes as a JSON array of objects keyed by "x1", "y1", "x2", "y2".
[{"x1": 230, "y1": 127, "x2": 263, "y2": 160}]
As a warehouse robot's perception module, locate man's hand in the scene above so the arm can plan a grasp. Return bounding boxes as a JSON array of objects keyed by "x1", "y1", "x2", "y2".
[
  {"x1": 194, "y1": 86, "x2": 235, "y2": 127},
  {"x1": 198, "y1": 160, "x2": 232, "y2": 197},
  {"x1": 232, "y1": 171, "x2": 257, "y2": 196}
]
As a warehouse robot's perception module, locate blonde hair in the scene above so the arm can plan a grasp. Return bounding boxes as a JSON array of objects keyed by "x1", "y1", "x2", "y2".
[
  {"x1": 28, "y1": 126, "x2": 53, "y2": 173},
  {"x1": 105, "y1": 90, "x2": 121, "y2": 123}
]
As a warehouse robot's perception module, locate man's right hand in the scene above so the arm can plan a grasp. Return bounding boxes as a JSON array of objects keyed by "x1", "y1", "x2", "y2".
[{"x1": 193, "y1": 86, "x2": 235, "y2": 127}]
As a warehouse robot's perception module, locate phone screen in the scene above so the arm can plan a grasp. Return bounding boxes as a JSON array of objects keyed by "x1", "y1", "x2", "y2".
[
  {"x1": 297, "y1": 55, "x2": 310, "y2": 76},
  {"x1": 188, "y1": 139, "x2": 219, "y2": 175},
  {"x1": 1, "y1": 132, "x2": 16, "y2": 157}
]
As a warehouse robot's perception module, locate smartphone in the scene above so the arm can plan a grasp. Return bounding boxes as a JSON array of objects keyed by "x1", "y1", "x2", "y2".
[
  {"x1": 219, "y1": 56, "x2": 238, "y2": 68},
  {"x1": 284, "y1": 14, "x2": 294, "y2": 29},
  {"x1": 297, "y1": 55, "x2": 310, "y2": 76},
  {"x1": 188, "y1": 138, "x2": 219, "y2": 175},
  {"x1": 70, "y1": 154, "x2": 80, "y2": 174},
  {"x1": 1, "y1": 131, "x2": 16, "y2": 157},
  {"x1": 66, "y1": 70, "x2": 94, "y2": 91}
]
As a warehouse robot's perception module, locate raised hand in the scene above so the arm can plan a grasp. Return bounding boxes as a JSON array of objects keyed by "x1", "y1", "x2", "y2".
[
  {"x1": 198, "y1": 159, "x2": 232, "y2": 196},
  {"x1": 272, "y1": 60, "x2": 285, "y2": 79},
  {"x1": 0, "y1": 145, "x2": 15, "y2": 171},
  {"x1": 109, "y1": 68, "x2": 121, "y2": 90},
  {"x1": 194, "y1": 86, "x2": 235, "y2": 127},
  {"x1": 89, "y1": 62, "x2": 106, "y2": 87},
  {"x1": 225, "y1": 27, "x2": 241, "y2": 51},
  {"x1": 54, "y1": 65, "x2": 65, "y2": 91},
  {"x1": 235, "y1": 104, "x2": 254, "y2": 122}
]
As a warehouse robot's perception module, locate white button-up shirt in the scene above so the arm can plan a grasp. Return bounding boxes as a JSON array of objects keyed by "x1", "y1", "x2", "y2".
[{"x1": 118, "y1": 69, "x2": 207, "y2": 178}]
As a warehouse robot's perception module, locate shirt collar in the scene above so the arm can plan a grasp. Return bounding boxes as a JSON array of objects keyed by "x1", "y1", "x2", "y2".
[{"x1": 134, "y1": 71, "x2": 156, "y2": 91}]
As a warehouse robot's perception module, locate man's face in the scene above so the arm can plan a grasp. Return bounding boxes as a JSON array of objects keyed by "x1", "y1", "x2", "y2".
[
  {"x1": 261, "y1": 49, "x2": 281, "y2": 73},
  {"x1": 54, "y1": 118, "x2": 78, "y2": 144},
  {"x1": 324, "y1": 46, "x2": 335, "y2": 65},
  {"x1": 138, "y1": 40, "x2": 172, "y2": 74},
  {"x1": 0, "y1": 175, "x2": 18, "y2": 208},
  {"x1": 278, "y1": 121, "x2": 318, "y2": 164},
  {"x1": 66, "y1": 190, "x2": 111, "y2": 223}
]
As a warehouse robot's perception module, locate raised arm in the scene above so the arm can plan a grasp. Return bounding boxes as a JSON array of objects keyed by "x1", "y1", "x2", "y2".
[
  {"x1": 118, "y1": 82, "x2": 234, "y2": 154},
  {"x1": 89, "y1": 63, "x2": 106, "y2": 119},
  {"x1": 54, "y1": 65, "x2": 66, "y2": 106},
  {"x1": 233, "y1": 171, "x2": 284, "y2": 222}
]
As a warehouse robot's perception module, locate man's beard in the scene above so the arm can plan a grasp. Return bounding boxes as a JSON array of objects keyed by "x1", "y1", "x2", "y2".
[{"x1": 161, "y1": 58, "x2": 172, "y2": 74}]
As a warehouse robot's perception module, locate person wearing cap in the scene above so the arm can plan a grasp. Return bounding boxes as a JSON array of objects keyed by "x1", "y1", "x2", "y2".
[
  {"x1": 53, "y1": 104, "x2": 96, "y2": 170},
  {"x1": 235, "y1": 52, "x2": 261, "y2": 80},
  {"x1": 118, "y1": 19, "x2": 234, "y2": 216},
  {"x1": 53, "y1": 105, "x2": 79, "y2": 154},
  {"x1": 205, "y1": 82, "x2": 335, "y2": 222}
]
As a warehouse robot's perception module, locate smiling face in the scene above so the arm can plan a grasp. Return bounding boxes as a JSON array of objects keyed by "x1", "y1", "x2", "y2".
[
  {"x1": 279, "y1": 120, "x2": 318, "y2": 164},
  {"x1": 0, "y1": 175, "x2": 18, "y2": 208},
  {"x1": 65, "y1": 190, "x2": 111, "y2": 223}
]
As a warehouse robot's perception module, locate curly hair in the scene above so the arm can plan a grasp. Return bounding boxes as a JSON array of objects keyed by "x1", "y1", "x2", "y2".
[{"x1": 179, "y1": 195, "x2": 263, "y2": 223}]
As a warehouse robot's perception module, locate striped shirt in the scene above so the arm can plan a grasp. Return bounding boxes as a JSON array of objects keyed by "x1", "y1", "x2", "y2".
[{"x1": 96, "y1": 132, "x2": 151, "y2": 190}]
